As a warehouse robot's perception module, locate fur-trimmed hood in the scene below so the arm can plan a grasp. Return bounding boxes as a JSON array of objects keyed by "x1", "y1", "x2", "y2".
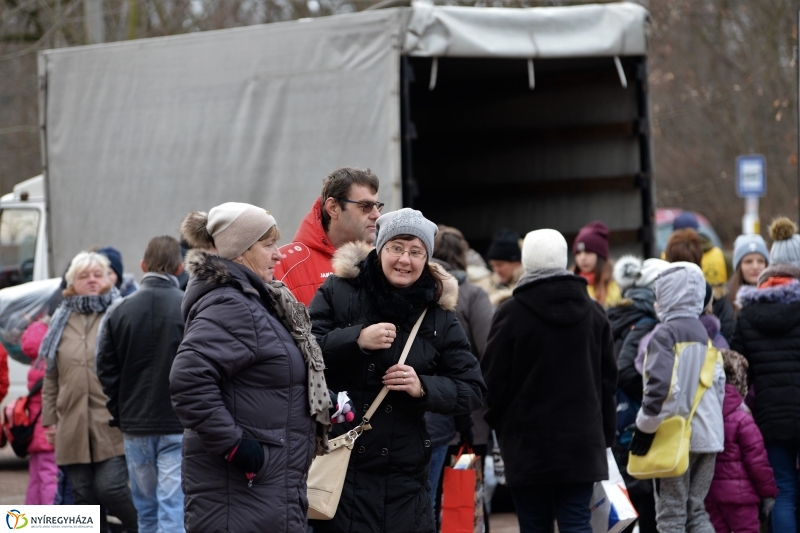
[
  {"x1": 185, "y1": 248, "x2": 234, "y2": 286},
  {"x1": 182, "y1": 248, "x2": 267, "y2": 321},
  {"x1": 331, "y1": 241, "x2": 458, "y2": 311},
  {"x1": 737, "y1": 279, "x2": 800, "y2": 308}
]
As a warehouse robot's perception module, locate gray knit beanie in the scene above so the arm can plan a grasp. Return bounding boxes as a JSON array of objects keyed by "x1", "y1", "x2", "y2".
[
  {"x1": 733, "y1": 234, "x2": 769, "y2": 272},
  {"x1": 207, "y1": 202, "x2": 276, "y2": 260},
  {"x1": 769, "y1": 217, "x2": 800, "y2": 267},
  {"x1": 375, "y1": 208, "x2": 438, "y2": 257}
]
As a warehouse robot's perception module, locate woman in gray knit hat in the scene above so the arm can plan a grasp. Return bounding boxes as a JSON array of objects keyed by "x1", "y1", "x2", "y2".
[
  {"x1": 308, "y1": 207, "x2": 486, "y2": 533},
  {"x1": 171, "y1": 202, "x2": 332, "y2": 533}
]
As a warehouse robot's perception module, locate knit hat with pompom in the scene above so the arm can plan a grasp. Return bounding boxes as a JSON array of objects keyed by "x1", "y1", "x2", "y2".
[
  {"x1": 769, "y1": 217, "x2": 800, "y2": 267},
  {"x1": 613, "y1": 255, "x2": 671, "y2": 293}
]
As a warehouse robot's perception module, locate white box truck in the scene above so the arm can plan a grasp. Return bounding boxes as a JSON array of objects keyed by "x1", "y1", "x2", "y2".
[{"x1": 2, "y1": 1, "x2": 654, "y2": 402}]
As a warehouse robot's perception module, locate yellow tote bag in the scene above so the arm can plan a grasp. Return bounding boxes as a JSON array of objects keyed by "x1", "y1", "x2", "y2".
[{"x1": 627, "y1": 342, "x2": 718, "y2": 480}]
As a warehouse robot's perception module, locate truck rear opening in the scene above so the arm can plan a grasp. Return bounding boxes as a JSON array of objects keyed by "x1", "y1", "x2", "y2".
[{"x1": 403, "y1": 55, "x2": 654, "y2": 257}]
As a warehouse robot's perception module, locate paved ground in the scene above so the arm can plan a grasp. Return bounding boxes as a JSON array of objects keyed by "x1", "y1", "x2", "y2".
[
  {"x1": 0, "y1": 447, "x2": 521, "y2": 532},
  {"x1": 0, "y1": 446, "x2": 28, "y2": 506}
]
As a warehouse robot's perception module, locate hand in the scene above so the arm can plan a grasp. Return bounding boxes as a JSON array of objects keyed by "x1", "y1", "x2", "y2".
[
  {"x1": 629, "y1": 427, "x2": 656, "y2": 456},
  {"x1": 358, "y1": 323, "x2": 397, "y2": 350},
  {"x1": 44, "y1": 425, "x2": 57, "y2": 446},
  {"x1": 762, "y1": 498, "x2": 775, "y2": 517},
  {"x1": 383, "y1": 364, "x2": 423, "y2": 398},
  {"x1": 227, "y1": 438, "x2": 265, "y2": 480}
]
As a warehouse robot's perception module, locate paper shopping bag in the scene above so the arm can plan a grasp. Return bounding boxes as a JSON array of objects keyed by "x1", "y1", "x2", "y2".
[
  {"x1": 441, "y1": 446, "x2": 485, "y2": 533},
  {"x1": 590, "y1": 449, "x2": 638, "y2": 533}
]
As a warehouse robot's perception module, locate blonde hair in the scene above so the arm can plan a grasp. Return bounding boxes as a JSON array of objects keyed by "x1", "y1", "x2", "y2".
[{"x1": 64, "y1": 251, "x2": 111, "y2": 288}]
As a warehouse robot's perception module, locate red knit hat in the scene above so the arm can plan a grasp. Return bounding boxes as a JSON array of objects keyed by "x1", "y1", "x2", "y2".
[{"x1": 572, "y1": 221, "x2": 610, "y2": 260}]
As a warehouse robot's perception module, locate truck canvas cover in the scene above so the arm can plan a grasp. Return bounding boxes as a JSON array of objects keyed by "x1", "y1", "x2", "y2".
[{"x1": 39, "y1": 3, "x2": 650, "y2": 275}]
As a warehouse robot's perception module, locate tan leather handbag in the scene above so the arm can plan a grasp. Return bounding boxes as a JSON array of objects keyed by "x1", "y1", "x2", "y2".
[{"x1": 307, "y1": 308, "x2": 428, "y2": 520}]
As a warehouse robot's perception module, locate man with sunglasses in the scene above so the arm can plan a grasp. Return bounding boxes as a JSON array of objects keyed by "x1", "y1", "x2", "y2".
[{"x1": 274, "y1": 167, "x2": 383, "y2": 306}]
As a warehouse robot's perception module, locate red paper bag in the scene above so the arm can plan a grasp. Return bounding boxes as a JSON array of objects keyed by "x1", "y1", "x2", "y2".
[
  {"x1": 441, "y1": 467, "x2": 476, "y2": 533},
  {"x1": 441, "y1": 446, "x2": 484, "y2": 533}
]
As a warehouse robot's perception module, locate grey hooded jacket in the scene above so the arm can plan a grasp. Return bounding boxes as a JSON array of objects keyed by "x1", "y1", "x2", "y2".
[{"x1": 636, "y1": 262, "x2": 725, "y2": 453}]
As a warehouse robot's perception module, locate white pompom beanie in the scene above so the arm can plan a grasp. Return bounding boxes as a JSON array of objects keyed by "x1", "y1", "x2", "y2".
[{"x1": 521, "y1": 229, "x2": 568, "y2": 272}]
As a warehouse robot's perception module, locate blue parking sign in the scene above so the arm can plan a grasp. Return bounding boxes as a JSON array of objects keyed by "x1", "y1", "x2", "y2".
[{"x1": 736, "y1": 155, "x2": 766, "y2": 197}]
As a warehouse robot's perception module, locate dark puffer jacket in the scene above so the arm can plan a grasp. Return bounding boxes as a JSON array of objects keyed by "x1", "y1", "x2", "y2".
[
  {"x1": 308, "y1": 242, "x2": 485, "y2": 533},
  {"x1": 170, "y1": 250, "x2": 315, "y2": 533},
  {"x1": 731, "y1": 264, "x2": 800, "y2": 443},
  {"x1": 705, "y1": 384, "x2": 777, "y2": 505},
  {"x1": 482, "y1": 273, "x2": 617, "y2": 486}
]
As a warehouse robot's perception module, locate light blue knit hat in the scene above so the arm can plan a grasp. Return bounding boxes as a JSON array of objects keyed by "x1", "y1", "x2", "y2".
[
  {"x1": 375, "y1": 208, "x2": 438, "y2": 257},
  {"x1": 733, "y1": 234, "x2": 769, "y2": 272}
]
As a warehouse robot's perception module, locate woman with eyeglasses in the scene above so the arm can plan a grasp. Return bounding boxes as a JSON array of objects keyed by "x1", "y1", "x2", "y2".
[{"x1": 308, "y1": 208, "x2": 486, "y2": 533}]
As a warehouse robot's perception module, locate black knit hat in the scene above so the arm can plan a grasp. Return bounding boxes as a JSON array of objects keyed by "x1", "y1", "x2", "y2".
[{"x1": 487, "y1": 228, "x2": 521, "y2": 262}]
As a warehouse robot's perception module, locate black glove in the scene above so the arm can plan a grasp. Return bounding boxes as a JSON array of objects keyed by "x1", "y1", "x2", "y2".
[
  {"x1": 629, "y1": 427, "x2": 656, "y2": 456},
  {"x1": 227, "y1": 438, "x2": 265, "y2": 478}
]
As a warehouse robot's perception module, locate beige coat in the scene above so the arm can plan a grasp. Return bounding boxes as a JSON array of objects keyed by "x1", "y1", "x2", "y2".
[{"x1": 41, "y1": 312, "x2": 124, "y2": 465}]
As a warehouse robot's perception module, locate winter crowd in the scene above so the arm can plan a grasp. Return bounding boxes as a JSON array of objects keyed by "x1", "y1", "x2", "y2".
[{"x1": 1, "y1": 166, "x2": 799, "y2": 533}]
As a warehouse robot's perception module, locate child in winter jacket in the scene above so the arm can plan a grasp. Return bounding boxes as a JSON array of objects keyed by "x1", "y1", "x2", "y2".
[
  {"x1": 704, "y1": 349, "x2": 776, "y2": 533},
  {"x1": 20, "y1": 320, "x2": 57, "y2": 505},
  {"x1": 629, "y1": 262, "x2": 725, "y2": 533}
]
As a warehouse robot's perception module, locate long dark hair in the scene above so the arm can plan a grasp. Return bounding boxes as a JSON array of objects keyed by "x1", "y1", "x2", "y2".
[
  {"x1": 727, "y1": 265, "x2": 748, "y2": 315},
  {"x1": 571, "y1": 256, "x2": 614, "y2": 305}
]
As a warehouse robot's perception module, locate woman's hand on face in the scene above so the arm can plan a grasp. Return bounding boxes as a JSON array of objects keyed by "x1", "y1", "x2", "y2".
[
  {"x1": 358, "y1": 323, "x2": 397, "y2": 350},
  {"x1": 383, "y1": 364, "x2": 423, "y2": 398},
  {"x1": 44, "y1": 425, "x2": 57, "y2": 446}
]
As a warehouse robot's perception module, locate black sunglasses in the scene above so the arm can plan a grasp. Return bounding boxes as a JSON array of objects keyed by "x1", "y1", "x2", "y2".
[{"x1": 339, "y1": 198, "x2": 385, "y2": 214}]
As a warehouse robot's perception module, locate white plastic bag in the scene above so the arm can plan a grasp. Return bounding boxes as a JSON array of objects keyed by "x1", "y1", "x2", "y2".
[
  {"x1": 0, "y1": 278, "x2": 61, "y2": 363},
  {"x1": 590, "y1": 448, "x2": 638, "y2": 533}
]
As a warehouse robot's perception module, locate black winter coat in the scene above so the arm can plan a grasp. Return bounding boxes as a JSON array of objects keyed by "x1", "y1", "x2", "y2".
[
  {"x1": 608, "y1": 288, "x2": 659, "y2": 404},
  {"x1": 731, "y1": 265, "x2": 800, "y2": 443},
  {"x1": 308, "y1": 242, "x2": 486, "y2": 533},
  {"x1": 482, "y1": 274, "x2": 617, "y2": 487},
  {"x1": 713, "y1": 295, "x2": 736, "y2": 342},
  {"x1": 170, "y1": 251, "x2": 315, "y2": 533},
  {"x1": 96, "y1": 274, "x2": 184, "y2": 434}
]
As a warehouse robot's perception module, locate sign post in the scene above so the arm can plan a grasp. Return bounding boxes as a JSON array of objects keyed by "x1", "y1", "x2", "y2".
[{"x1": 736, "y1": 155, "x2": 767, "y2": 235}]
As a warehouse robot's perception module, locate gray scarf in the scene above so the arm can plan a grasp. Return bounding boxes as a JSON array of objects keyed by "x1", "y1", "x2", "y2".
[
  {"x1": 264, "y1": 281, "x2": 332, "y2": 456},
  {"x1": 40, "y1": 287, "x2": 121, "y2": 372},
  {"x1": 517, "y1": 268, "x2": 573, "y2": 288}
]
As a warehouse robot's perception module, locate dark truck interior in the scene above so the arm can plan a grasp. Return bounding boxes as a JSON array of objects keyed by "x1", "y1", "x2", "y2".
[{"x1": 400, "y1": 55, "x2": 654, "y2": 260}]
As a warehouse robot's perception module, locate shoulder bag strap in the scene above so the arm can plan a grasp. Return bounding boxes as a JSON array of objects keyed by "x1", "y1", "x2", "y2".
[
  {"x1": 362, "y1": 307, "x2": 428, "y2": 424},
  {"x1": 686, "y1": 340, "x2": 720, "y2": 426}
]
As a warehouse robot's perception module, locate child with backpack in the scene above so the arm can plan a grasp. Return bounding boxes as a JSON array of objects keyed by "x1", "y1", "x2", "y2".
[
  {"x1": 21, "y1": 321, "x2": 57, "y2": 504},
  {"x1": 704, "y1": 349, "x2": 776, "y2": 533},
  {"x1": 629, "y1": 262, "x2": 726, "y2": 533}
]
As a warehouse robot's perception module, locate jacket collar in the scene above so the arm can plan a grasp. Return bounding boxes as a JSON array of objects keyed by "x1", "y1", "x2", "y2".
[
  {"x1": 736, "y1": 279, "x2": 800, "y2": 309},
  {"x1": 183, "y1": 249, "x2": 269, "y2": 319},
  {"x1": 331, "y1": 241, "x2": 458, "y2": 311},
  {"x1": 292, "y1": 198, "x2": 337, "y2": 256},
  {"x1": 141, "y1": 272, "x2": 180, "y2": 288}
]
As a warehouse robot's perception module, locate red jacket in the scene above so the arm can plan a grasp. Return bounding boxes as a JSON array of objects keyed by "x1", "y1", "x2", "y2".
[
  {"x1": 273, "y1": 198, "x2": 337, "y2": 306},
  {"x1": 705, "y1": 383, "x2": 777, "y2": 505}
]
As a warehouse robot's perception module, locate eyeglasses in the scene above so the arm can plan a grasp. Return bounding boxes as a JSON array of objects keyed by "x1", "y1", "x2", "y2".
[
  {"x1": 384, "y1": 244, "x2": 427, "y2": 261},
  {"x1": 339, "y1": 198, "x2": 385, "y2": 214}
]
